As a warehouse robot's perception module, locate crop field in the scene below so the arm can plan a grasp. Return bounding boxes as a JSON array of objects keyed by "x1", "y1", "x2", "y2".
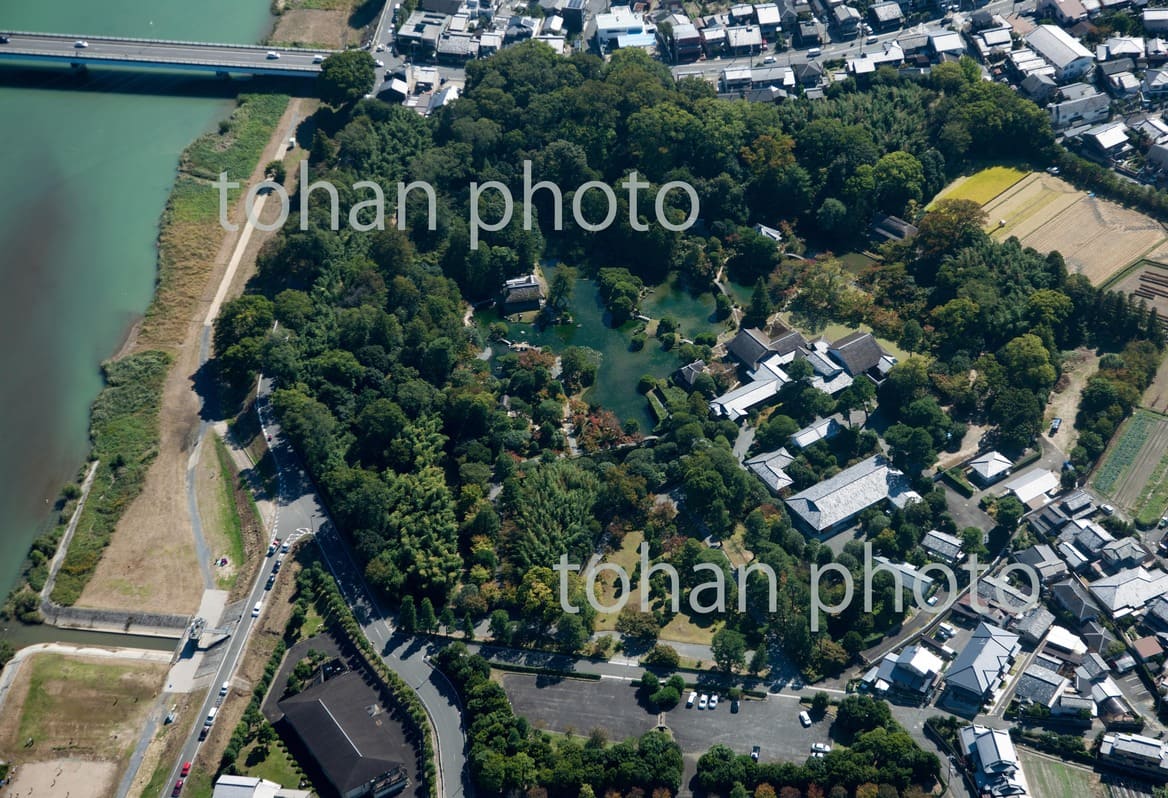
[
  {"x1": 935, "y1": 166, "x2": 1029, "y2": 206},
  {"x1": 1092, "y1": 411, "x2": 1168, "y2": 513},
  {"x1": 982, "y1": 173, "x2": 1167, "y2": 286},
  {"x1": 1019, "y1": 750, "x2": 1105, "y2": 798}
]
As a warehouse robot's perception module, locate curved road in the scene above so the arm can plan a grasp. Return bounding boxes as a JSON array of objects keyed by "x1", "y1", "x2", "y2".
[{"x1": 255, "y1": 375, "x2": 473, "y2": 798}]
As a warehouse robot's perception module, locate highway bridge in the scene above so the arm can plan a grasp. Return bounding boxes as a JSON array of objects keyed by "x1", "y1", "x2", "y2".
[{"x1": 0, "y1": 31, "x2": 338, "y2": 78}]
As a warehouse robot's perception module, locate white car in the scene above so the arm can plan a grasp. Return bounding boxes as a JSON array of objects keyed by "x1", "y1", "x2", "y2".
[
  {"x1": 74, "y1": 40, "x2": 89, "y2": 48},
  {"x1": 698, "y1": 694, "x2": 709, "y2": 710},
  {"x1": 687, "y1": 691, "x2": 697, "y2": 708},
  {"x1": 375, "y1": 59, "x2": 385, "y2": 68},
  {"x1": 313, "y1": 53, "x2": 325, "y2": 63},
  {"x1": 811, "y1": 743, "x2": 832, "y2": 754},
  {"x1": 799, "y1": 710, "x2": 812, "y2": 727},
  {"x1": 252, "y1": 601, "x2": 263, "y2": 617},
  {"x1": 266, "y1": 50, "x2": 280, "y2": 59},
  {"x1": 708, "y1": 694, "x2": 719, "y2": 709}
]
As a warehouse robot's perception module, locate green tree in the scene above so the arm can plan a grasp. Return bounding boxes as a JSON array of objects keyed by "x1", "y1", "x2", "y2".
[
  {"x1": 743, "y1": 278, "x2": 774, "y2": 329},
  {"x1": 418, "y1": 597, "x2": 437, "y2": 633},
  {"x1": 398, "y1": 595, "x2": 417, "y2": 633},
  {"x1": 711, "y1": 627, "x2": 747, "y2": 673},
  {"x1": 318, "y1": 50, "x2": 376, "y2": 107}
]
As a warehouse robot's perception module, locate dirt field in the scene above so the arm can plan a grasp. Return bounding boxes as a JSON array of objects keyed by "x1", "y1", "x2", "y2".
[
  {"x1": 0, "y1": 653, "x2": 168, "y2": 796},
  {"x1": 983, "y1": 173, "x2": 1167, "y2": 286},
  {"x1": 1018, "y1": 750, "x2": 1105, "y2": 798},
  {"x1": 1045, "y1": 348, "x2": 1100, "y2": 454},
  {"x1": 270, "y1": 0, "x2": 365, "y2": 49},
  {"x1": 77, "y1": 98, "x2": 311, "y2": 615},
  {"x1": 2, "y1": 759, "x2": 118, "y2": 798}
]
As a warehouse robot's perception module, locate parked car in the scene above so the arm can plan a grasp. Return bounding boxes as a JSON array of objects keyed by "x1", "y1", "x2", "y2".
[
  {"x1": 799, "y1": 710, "x2": 812, "y2": 727},
  {"x1": 687, "y1": 691, "x2": 697, "y2": 708},
  {"x1": 698, "y1": 694, "x2": 709, "y2": 710},
  {"x1": 811, "y1": 742, "x2": 832, "y2": 753},
  {"x1": 1101, "y1": 504, "x2": 1116, "y2": 516},
  {"x1": 709, "y1": 694, "x2": 719, "y2": 710},
  {"x1": 731, "y1": 698, "x2": 740, "y2": 713},
  {"x1": 751, "y1": 745, "x2": 760, "y2": 761},
  {"x1": 1050, "y1": 417, "x2": 1062, "y2": 434},
  {"x1": 1159, "y1": 516, "x2": 1168, "y2": 529}
]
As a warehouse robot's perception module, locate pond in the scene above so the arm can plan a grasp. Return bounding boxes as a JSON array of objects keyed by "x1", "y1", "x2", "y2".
[{"x1": 477, "y1": 269, "x2": 726, "y2": 432}]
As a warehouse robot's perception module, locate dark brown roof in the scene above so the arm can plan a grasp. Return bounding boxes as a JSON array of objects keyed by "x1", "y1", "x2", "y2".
[
  {"x1": 279, "y1": 671, "x2": 409, "y2": 796},
  {"x1": 829, "y1": 331, "x2": 885, "y2": 376},
  {"x1": 728, "y1": 327, "x2": 772, "y2": 368}
]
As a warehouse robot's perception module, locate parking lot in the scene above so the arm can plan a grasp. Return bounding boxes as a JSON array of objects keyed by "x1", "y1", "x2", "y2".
[{"x1": 500, "y1": 673, "x2": 833, "y2": 763}]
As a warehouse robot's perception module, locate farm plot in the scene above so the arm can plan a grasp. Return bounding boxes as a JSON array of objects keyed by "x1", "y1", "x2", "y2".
[
  {"x1": 1092, "y1": 410, "x2": 1168, "y2": 512},
  {"x1": 1018, "y1": 750, "x2": 1105, "y2": 798},
  {"x1": 982, "y1": 173, "x2": 1167, "y2": 286}
]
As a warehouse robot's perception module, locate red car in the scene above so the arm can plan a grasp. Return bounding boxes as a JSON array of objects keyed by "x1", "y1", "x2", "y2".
[
  {"x1": 172, "y1": 779, "x2": 185, "y2": 797},
  {"x1": 181, "y1": 762, "x2": 191, "y2": 777}
]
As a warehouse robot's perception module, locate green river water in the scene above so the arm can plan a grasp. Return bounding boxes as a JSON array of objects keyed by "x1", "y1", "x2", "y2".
[{"x1": 0, "y1": 0, "x2": 273, "y2": 607}]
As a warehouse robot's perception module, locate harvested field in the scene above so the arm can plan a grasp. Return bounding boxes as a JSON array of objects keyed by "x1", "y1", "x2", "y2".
[
  {"x1": 982, "y1": 173, "x2": 1166, "y2": 286},
  {"x1": 1018, "y1": 749, "x2": 1105, "y2": 798}
]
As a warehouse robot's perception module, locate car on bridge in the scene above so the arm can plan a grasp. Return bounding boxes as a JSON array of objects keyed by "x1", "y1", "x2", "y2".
[
  {"x1": 266, "y1": 50, "x2": 280, "y2": 59},
  {"x1": 74, "y1": 40, "x2": 88, "y2": 48},
  {"x1": 0, "y1": 34, "x2": 10, "y2": 44}
]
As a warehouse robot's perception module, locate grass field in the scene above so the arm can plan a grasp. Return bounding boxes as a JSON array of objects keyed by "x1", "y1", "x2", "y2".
[
  {"x1": 0, "y1": 653, "x2": 168, "y2": 764},
  {"x1": 210, "y1": 435, "x2": 247, "y2": 590},
  {"x1": 1019, "y1": 750, "x2": 1105, "y2": 798},
  {"x1": 935, "y1": 166, "x2": 1029, "y2": 206},
  {"x1": 593, "y1": 531, "x2": 644, "y2": 632},
  {"x1": 1133, "y1": 441, "x2": 1168, "y2": 527}
]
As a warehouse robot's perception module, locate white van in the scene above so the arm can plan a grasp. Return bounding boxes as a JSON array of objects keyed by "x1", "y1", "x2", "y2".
[
  {"x1": 219, "y1": 681, "x2": 230, "y2": 697},
  {"x1": 807, "y1": 47, "x2": 822, "y2": 57},
  {"x1": 252, "y1": 601, "x2": 263, "y2": 618},
  {"x1": 205, "y1": 707, "x2": 217, "y2": 726}
]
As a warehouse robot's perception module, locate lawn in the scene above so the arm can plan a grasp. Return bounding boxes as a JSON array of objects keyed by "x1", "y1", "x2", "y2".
[
  {"x1": 935, "y1": 166, "x2": 1029, "y2": 206},
  {"x1": 236, "y1": 740, "x2": 303, "y2": 787},
  {"x1": 592, "y1": 531, "x2": 645, "y2": 631},
  {"x1": 1092, "y1": 411, "x2": 1156, "y2": 496},
  {"x1": 211, "y1": 435, "x2": 246, "y2": 591},
  {"x1": 1018, "y1": 749, "x2": 1105, "y2": 798},
  {"x1": 2, "y1": 653, "x2": 167, "y2": 762}
]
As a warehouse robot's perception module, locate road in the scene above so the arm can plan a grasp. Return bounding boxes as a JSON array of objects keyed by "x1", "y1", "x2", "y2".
[{"x1": 0, "y1": 32, "x2": 331, "y2": 77}]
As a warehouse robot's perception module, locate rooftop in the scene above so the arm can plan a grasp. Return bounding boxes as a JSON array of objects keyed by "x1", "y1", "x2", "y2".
[
  {"x1": 945, "y1": 622, "x2": 1020, "y2": 700},
  {"x1": 785, "y1": 455, "x2": 919, "y2": 533}
]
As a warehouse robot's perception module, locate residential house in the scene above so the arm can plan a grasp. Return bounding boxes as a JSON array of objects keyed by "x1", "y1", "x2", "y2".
[
  {"x1": 869, "y1": 1, "x2": 904, "y2": 30},
  {"x1": 726, "y1": 24, "x2": 764, "y2": 55},
  {"x1": 596, "y1": 6, "x2": 648, "y2": 50},
  {"x1": 1051, "y1": 578, "x2": 1100, "y2": 625},
  {"x1": 828, "y1": 331, "x2": 893, "y2": 379},
  {"x1": 873, "y1": 556, "x2": 935, "y2": 595},
  {"x1": 969, "y1": 450, "x2": 1013, "y2": 485},
  {"x1": 930, "y1": 30, "x2": 966, "y2": 58},
  {"x1": 1014, "y1": 544, "x2": 1069, "y2": 583},
  {"x1": 1016, "y1": 605, "x2": 1056, "y2": 644},
  {"x1": 944, "y1": 622, "x2": 1021, "y2": 705},
  {"x1": 922, "y1": 528, "x2": 965, "y2": 565},
  {"x1": 1102, "y1": 537, "x2": 1150, "y2": 570},
  {"x1": 834, "y1": 5, "x2": 863, "y2": 37},
  {"x1": 755, "y1": 3, "x2": 782, "y2": 36},
  {"x1": 1002, "y1": 468, "x2": 1059, "y2": 508},
  {"x1": 861, "y1": 644, "x2": 945, "y2": 700},
  {"x1": 1026, "y1": 24, "x2": 1095, "y2": 81},
  {"x1": 1099, "y1": 733, "x2": 1168, "y2": 781},
  {"x1": 1015, "y1": 664, "x2": 1069, "y2": 708},
  {"x1": 1089, "y1": 566, "x2": 1168, "y2": 618},
  {"x1": 1146, "y1": 7, "x2": 1168, "y2": 32},
  {"x1": 1083, "y1": 121, "x2": 1132, "y2": 160},
  {"x1": 784, "y1": 454, "x2": 920, "y2": 536},
  {"x1": 1039, "y1": 0, "x2": 1088, "y2": 23},
  {"x1": 794, "y1": 60, "x2": 826, "y2": 86},
  {"x1": 959, "y1": 726, "x2": 1031, "y2": 797},
  {"x1": 1144, "y1": 68, "x2": 1168, "y2": 99}
]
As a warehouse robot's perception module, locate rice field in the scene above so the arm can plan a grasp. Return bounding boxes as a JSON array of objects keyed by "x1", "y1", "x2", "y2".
[{"x1": 934, "y1": 165, "x2": 1029, "y2": 206}]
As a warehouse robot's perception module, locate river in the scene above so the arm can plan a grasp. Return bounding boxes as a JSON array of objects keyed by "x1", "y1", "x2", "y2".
[{"x1": 0, "y1": 0, "x2": 274, "y2": 621}]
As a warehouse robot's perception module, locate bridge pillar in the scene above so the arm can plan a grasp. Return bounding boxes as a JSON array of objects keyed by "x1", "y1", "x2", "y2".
[
  {"x1": 216, "y1": 71, "x2": 231, "y2": 80},
  {"x1": 70, "y1": 62, "x2": 87, "y2": 72}
]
